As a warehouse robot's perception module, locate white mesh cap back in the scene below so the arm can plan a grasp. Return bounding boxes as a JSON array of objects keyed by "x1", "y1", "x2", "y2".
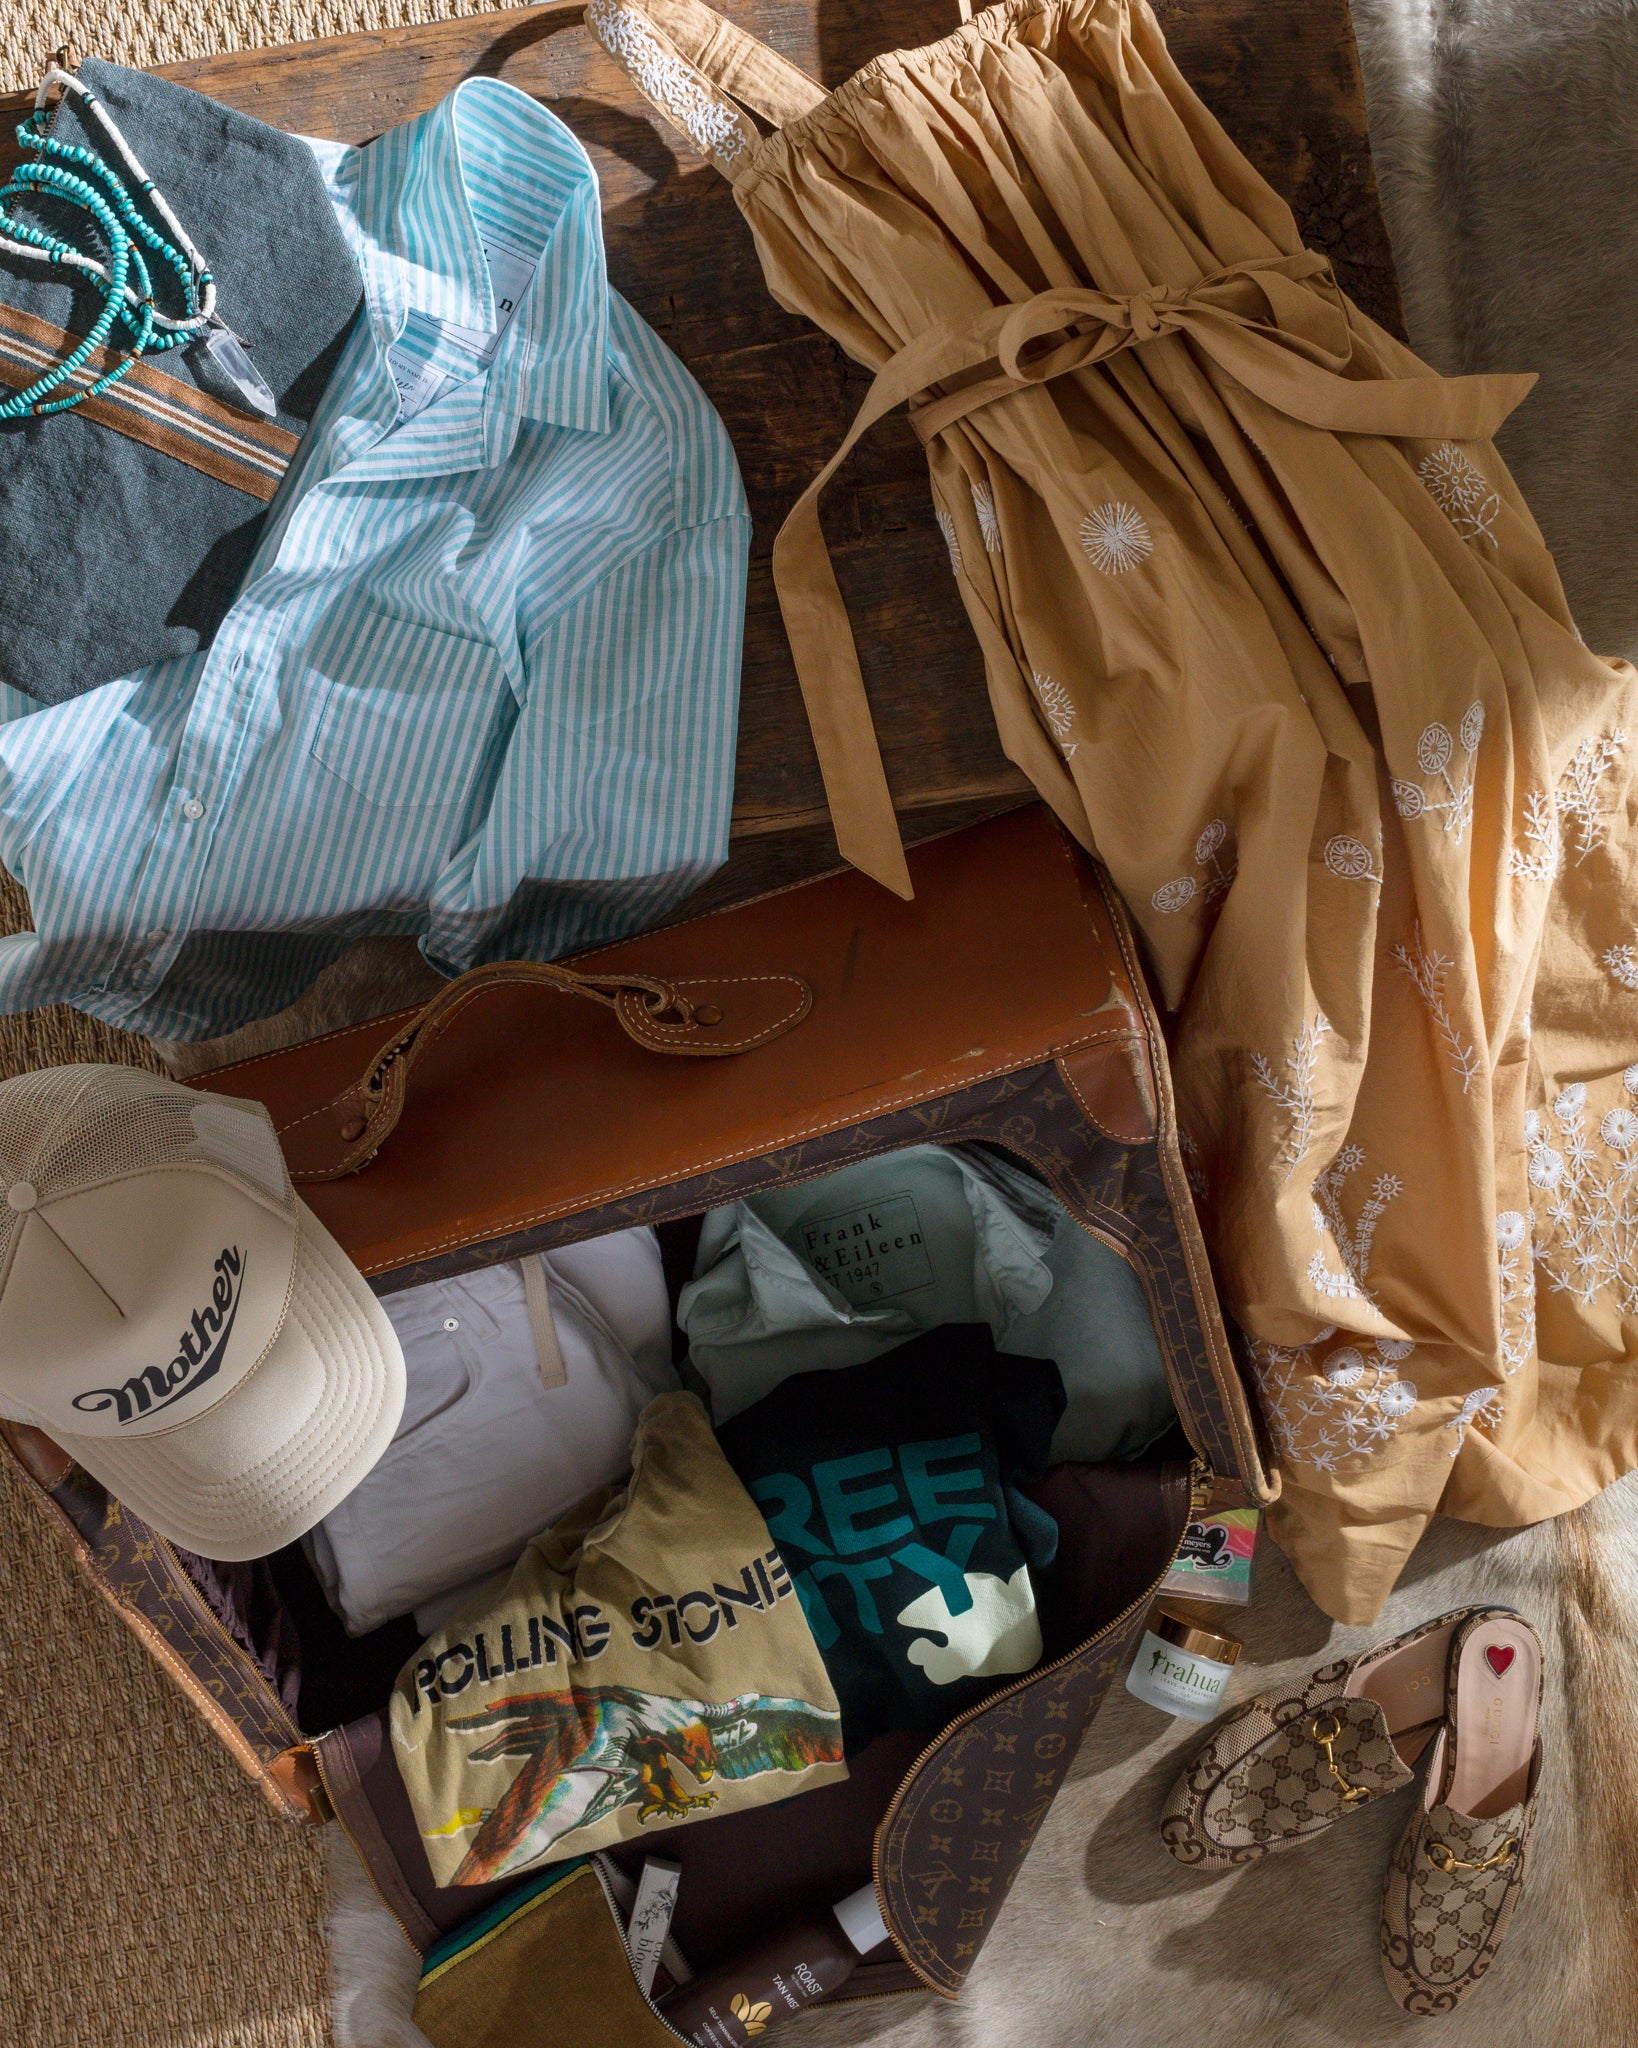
[{"x1": 0, "y1": 1065, "x2": 293, "y2": 1302}]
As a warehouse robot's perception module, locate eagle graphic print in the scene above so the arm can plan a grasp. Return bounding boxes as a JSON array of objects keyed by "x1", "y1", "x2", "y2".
[{"x1": 392, "y1": 1393, "x2": 847, "y2": 1884}]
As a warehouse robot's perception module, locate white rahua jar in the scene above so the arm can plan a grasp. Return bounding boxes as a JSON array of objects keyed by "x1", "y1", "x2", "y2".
[{"x1": 1125, "y1": 1604, "x2": 1242, "y2": 1722}]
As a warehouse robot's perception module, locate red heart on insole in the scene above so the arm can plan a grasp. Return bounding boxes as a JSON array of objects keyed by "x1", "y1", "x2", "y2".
[{"x1": 1485, "y1": 1645, "x2": 1516, "y2": 1679}]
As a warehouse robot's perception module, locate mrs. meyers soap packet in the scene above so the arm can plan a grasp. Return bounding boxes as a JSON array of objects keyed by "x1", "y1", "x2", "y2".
[{"x1": 1160, "y1": 1478, "x2": 1259, "y2": 1607}]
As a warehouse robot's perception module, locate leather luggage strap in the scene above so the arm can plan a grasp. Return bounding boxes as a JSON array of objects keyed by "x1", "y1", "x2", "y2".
[{"x1": 282, "y1": 955, "x2": 813, "y2": 1183}]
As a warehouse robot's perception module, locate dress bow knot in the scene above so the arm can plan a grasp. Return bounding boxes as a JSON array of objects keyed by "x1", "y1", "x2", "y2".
[
  {"x1": 769, "y1": 247, "x2": 1537, "y2": 900},
  {"x1": 1123, "y1": 282, "x2": 1185, "y2": 344}
]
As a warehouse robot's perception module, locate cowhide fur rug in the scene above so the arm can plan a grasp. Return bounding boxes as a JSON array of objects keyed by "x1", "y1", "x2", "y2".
[
  {"x1": 1351, "y1": 0, "x2": 1638, "y2": 664},
  {"x1": 326, "y1": 1469, "x2": 1638, "y2": 2047}
]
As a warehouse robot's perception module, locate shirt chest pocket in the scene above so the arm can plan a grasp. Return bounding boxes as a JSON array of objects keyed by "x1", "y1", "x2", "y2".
[{"x1": 307, "y1": 612, "x2": 507, "y2": 813}]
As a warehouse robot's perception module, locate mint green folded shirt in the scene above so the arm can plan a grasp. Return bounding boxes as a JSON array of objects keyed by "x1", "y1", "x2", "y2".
[{"x1": 679, "y1": 1143, "x2": 1175, "y2": 1462}]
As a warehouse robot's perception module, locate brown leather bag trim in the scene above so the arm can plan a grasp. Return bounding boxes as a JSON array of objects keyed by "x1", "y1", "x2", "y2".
[
  {"x1": 1054, "y1": 1037, "x2": 1156, "y2": 1144},
  {"x1": 1082, "y1": 866, "x2": 1274, "y2": 1502},
  {"x1": 315, "y1": 1727, "x2": 443, "y2": 1951},
  {"x1": 344, "y1": 1023, "x2": 1145, "y2": 1276},
  {"x1": 268, "y1": 1744, "x2": 333, "y2": 1824}
]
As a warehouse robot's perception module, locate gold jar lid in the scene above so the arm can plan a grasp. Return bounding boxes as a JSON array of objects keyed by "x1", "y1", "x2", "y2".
[{"x1": 1150, "y1": 1603, "x2": 1242, "y2": 1666}]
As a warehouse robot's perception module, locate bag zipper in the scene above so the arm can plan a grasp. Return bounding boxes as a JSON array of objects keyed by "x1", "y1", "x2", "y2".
[
  {"x1": 867, "y1": 1452, "x2": 1209, "y2": 1996},
  {"x1": 591, "y1": 1854, "x2": 695, "y2": 2042}
]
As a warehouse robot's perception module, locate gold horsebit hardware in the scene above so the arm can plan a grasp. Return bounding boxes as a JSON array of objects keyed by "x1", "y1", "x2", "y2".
[
  {"x1": 1425, "y1": 1837, "x2": 1519, "y2": 1875},
  {"x1": 1308, "y1": 1710, "x2": 1372, "y2": 1806}
]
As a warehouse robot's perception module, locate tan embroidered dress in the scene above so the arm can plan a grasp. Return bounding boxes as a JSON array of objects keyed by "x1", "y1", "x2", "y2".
[{"x1": 591, "y1": 0, "x2": 1638, "y2": 1622}]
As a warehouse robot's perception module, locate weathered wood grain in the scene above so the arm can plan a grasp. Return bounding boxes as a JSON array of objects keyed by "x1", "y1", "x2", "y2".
[
  {"x1": 1, "y1": 0, "x2": 1400, "y2": 909},
  {"x1": 1151, "y1": 0, "x2": 1402, "y2": 336}
]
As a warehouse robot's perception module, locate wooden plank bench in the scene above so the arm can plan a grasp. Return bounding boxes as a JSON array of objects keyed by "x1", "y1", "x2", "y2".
[{"x1": 1, "y1": 0, "x2": 1400, "y2": 919}]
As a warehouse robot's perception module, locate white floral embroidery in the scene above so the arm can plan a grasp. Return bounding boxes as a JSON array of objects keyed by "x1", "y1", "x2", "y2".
[
  {"x1": 1419, "y1": 443, "x2": 1502, "y2": 546},
  {"x1": 1393, "y1": 703, "x2": 1483, "y2": 844},
  {"x1": 1496, "y1": 1207, "x2": 1535, "y2": 1380},
  {"x1": 1252, "y1": 1330, "x2": 1421, "y2": 1473},
  {"x1": 1446, "y1": 1384, "x2": 1505, "y2": 1456},
  {"x1": 1507, "y1": 788, "x2": 1561, "y2": 883},
  {"x1": 587, "y1": 0, "x2": 748, "y2": 162},
  {"x1": 1177, "y1": 1125, "x2": 1208, "y2": 1203},
  {"x1": 1309, "y1": 1144, "x2": 1402, "y2": 1306},
  {"x1": 1557, "y1": 729, "x2": 1627, "y2": 865},
  {"x1": 1079, "y1": 501, "x2": 1153, "y2": 574},
  {"x1": 934, "y1": 507, "x2": 962, "y2": 575},
  {"x1": 1604, "y1": 940, "x2": 1638, "y2": 992},
  {"x1": 1533, "y1": 1066, "x2": 1638, "y2": 1314},
  {"x1": 1031, "y1": 671, "x2": 1077, "y2": 758},
  {"x1": 1509, "y1": 732, "x2": 1627, "y2": 883},
  {"x1": 970, "y1": 480, "x2": 1002, "y2": 554},
  {"x1": 1152, "y1": 817, "x2": 1236, "y2": 916},
  {"x1": 1251, "y1": 1012, "x2": 1331, "y2": 1181},
  {"x1": 1525, "y1": 1104, "x2": 1564, "y2": 1191},
  {"x1": 1393, "y1": 923, "x2": 1482, "y2": 1093},
  {"x1": 1323, "y1": 832, "x2": 1383, "y2": 885}
]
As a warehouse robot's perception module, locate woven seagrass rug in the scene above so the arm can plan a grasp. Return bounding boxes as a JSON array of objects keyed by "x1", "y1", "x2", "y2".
[{"x1": 0, "y1": 0, "x2": 536, "y2": 90}]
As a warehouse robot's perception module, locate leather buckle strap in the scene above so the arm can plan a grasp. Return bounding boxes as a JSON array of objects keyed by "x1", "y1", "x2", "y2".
[{"x1": 281, "y1": 955, "x2": 813, "y2": 1183}]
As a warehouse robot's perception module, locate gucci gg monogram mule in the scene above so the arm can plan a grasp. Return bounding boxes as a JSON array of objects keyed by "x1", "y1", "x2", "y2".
[
  {"x1": 1158, "y1": 1607, "x2": 1512, "y2": 1870},
  {"x1": 1380, "y1": 1609, "x2": 1542, "y2": 2015}
]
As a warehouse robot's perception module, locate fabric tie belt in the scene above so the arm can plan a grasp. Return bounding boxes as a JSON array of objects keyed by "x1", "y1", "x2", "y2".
[{"x1": 770, "y1": 249, "x2": 1536, "y2": 898}]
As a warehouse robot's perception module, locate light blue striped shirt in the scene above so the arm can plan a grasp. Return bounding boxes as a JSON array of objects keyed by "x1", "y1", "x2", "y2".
[{"x1": 0, "y1": 81, "x2": 749, "y2": 1039}]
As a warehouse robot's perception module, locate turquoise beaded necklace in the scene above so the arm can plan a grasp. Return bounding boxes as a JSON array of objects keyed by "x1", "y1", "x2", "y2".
[{"x1": 0, "y1": 65, "x2": 268, "y2": 420}]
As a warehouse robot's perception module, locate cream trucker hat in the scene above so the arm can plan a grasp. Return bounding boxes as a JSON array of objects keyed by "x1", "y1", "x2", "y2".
[{"x1": 0, "y1": 1064, "x2": 405, "y2": 1560}]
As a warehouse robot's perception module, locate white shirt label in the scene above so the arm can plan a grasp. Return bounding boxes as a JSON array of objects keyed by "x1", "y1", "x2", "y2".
[{"x1": 388, "y1": 234, "x2": 539, "y2": 426}]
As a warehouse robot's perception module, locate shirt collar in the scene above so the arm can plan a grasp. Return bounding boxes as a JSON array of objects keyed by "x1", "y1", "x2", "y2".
[{"x1": 335, "y1": 78, "x2": 610, "y2": 469}]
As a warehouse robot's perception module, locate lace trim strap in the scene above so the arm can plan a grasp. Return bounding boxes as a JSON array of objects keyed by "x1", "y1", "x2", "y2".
[{"x1": 586, "y1": 0, "x2": 825, "y2": 177}]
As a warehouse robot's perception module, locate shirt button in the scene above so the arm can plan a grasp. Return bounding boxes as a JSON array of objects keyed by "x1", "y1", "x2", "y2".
[
  {"x1": 443, "y1": 1317, "x2": 460, "y2": 1332},
  {"x1": 146, "y1": 928, "x2": 168, "y2": 947},
  {"x1": 181, "y1": 798, "x2": 206, "y2": 821}
]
